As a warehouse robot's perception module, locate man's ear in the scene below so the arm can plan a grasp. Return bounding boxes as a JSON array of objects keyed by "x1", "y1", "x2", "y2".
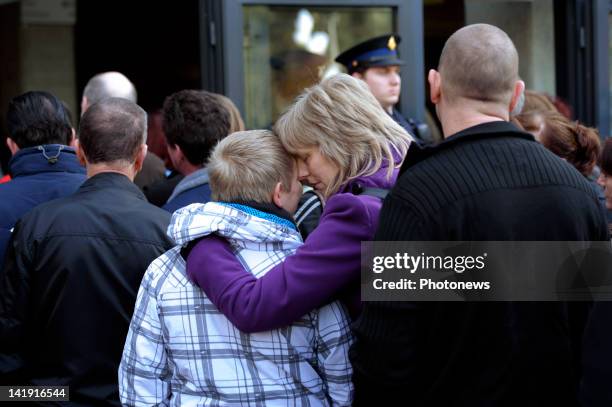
[
  {"x1": 134, "y1": 144, "x2": 148, "y2": 173},
  {"x1": 74, "y1": 139, "x2": 87, "y2": 166},
  {"x1": 509, "y1": 80, "x2": 526, "y2": 115},
  {"x1": 428, "y1": 69, "x2": 441, "y2": 104},
  {"x1": 6, "y1": 137, "x2": 19, "y2": 155},
  {"x1": 166, "y1": 143, "x2": 183, "y2": 170},
  {"x1": 80, "y1": 97, "x2": 88, "y2": 116},
  {"x1": 68, "y1": 128, "x2": 77, "y2": 148},
  {"x1": 272, "y1": 182, "x2": 283, "y2": 208},
  {"x1": 351, "y1": 71, "x2": 363, "y2": 80}
]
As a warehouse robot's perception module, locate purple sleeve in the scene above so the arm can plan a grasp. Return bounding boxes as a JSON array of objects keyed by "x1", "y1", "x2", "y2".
[{"x1": 186, "y1": 194, "x2": 380, "y2": 333}]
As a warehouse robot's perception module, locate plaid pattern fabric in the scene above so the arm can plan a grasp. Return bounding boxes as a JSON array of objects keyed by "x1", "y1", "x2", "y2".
[{"x1": 119, "y1": 202, "x2": 354, "y2": 406}]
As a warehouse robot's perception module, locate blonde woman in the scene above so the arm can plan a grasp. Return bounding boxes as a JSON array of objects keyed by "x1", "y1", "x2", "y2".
[{"x1": 186, "y1": 73, "x2": 412, "y2": 331}]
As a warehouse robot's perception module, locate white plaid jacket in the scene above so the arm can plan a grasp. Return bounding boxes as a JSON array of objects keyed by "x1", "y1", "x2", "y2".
[{"x1": 119, "y1": 202, "x2": 353, "y2": 406}]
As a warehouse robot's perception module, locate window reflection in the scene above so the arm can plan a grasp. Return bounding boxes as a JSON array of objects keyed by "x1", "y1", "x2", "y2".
[{"x1": 243, "y1": 6, "x2": 393, "y2": 129}]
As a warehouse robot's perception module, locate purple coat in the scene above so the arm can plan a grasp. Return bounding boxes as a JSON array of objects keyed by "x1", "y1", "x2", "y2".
[{"x1": 187, "y1": 154, "x2": 401, "y2": 332}]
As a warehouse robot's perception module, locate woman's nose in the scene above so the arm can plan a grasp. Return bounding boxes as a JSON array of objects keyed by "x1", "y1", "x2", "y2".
[{"x1": 297, "y1": 160, "x2": 309, "y2": 180}]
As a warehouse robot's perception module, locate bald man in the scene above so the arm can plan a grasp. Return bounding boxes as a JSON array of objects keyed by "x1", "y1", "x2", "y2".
[
  {"x1": 81, "y1": 71, "x2": 165, "y2": 189},
  {"x1": 81, "y1": 72, "x2": 138, "y2": 112},
  {"x1": 350, "y1": 24, "x2": 608, "y2": 406}
]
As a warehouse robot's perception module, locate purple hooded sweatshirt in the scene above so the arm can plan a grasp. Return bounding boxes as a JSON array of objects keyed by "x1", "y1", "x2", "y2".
[{"x1": 187, "y1": 152, "x2": 402, "y2": 333}]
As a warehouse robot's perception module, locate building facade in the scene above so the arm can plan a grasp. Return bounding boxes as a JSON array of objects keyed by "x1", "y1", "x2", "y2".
[{"x1": 0, "y1": 0, "x2": 610, "y2": 172}]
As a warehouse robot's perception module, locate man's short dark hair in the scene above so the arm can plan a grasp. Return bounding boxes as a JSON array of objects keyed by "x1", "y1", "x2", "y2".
[
  {"x1": 162, "y1": 90, "x2": 231, "y2": 166},
  {"x1": 78, "y1": 98, "x2": 146, "y2": 164},
  {"x1": 6, "y1": 91, "x2": 72, "y2": 148}
]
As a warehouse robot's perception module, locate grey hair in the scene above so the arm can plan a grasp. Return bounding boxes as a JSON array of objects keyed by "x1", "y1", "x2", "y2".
[
  {"x1": 273, "y1": 73, "x2": 412, "y2": 197},
  {"x1": 78, "y1": 97, "x2": 147, "y2": 165}
]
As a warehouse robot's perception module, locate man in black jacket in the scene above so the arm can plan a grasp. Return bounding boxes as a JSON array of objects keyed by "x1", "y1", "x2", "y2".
[
  {"x1": 350, "y1": 24, "x2": 609, "y2": 406},
  {"x1": 0, "y1": 98, "x2": 174, "y2": 406}
]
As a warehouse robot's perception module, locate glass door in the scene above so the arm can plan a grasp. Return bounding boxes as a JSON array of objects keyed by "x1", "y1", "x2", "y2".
[
  {"x1": 242, "y1": 5, "x2": 394, "y2": 128},
  {"x1": 210, "y1": 0, "x2": 424, "y2": 129}
]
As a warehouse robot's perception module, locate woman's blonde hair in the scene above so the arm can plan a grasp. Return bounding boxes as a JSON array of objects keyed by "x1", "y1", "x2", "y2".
[
  {"x1": 273, "y1": 73, "x2": 412, "y2": 196},
  {"x1": 213, "y1": 94, "x2": 245, "y2": 133}
]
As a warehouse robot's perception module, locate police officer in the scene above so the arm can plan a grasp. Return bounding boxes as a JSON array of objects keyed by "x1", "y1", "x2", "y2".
[{"x1": 335, "y1": 34, "x2": 431, "y2": 145}]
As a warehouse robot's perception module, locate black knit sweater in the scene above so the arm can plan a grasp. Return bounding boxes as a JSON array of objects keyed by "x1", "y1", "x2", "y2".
[{"x1": 350, "y1": 121, "x2": 608, "y2": 407}]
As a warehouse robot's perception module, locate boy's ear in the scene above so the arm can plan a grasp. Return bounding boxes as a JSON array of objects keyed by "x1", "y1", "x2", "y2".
[{"x1": 272, "y1": 182, "x2": 284, "y2": 208}]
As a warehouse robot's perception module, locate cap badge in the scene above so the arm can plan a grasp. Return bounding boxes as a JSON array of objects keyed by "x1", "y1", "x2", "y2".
[
  {"x1": 387, "y1": 36, "x2": 397, "y2": 50},
  {"x1": 352, "y1": 60, "x2": 358, "y2": 67}
]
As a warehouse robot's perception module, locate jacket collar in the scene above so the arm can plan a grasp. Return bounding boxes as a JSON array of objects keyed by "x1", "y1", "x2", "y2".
[
  {"x1": 78, "y1": 172, "x2": 146, "y2": 201},
  {"x1": 167, "y1": 167, "x2": 209, "y2": 203},
  {"x1": 9, "y1": 144, "x2": 85, "y2": 178},
  {"x1": 399, "y1": 120, "x2": 535, "y2": 176},
  {"x1": 232, "y1": 200, "x2": 297, "y2": 227},
  {"x1": 169, "y1": 201, "x2": 302, "y2": 247},
  {"x1": 338, "y1": 146, "x2": 404, "y2": 194}
]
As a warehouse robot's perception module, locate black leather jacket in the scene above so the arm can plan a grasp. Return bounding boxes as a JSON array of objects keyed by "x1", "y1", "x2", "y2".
[{"x1": 0, "y1": 172, "x2": 173, "y2": 406}]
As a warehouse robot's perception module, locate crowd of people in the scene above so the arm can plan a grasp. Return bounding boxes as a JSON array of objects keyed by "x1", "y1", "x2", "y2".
[{"x1": 0, "y1": 23, "x2": 611, "y2": 406}]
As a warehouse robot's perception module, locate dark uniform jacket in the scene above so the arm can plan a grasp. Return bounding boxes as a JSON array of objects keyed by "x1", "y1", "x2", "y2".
[
  {"x1": 0, "y1": 172, "x2": 173, "y2": 406},
  {"x1": 350, "y1": 121, "x2": 609, "y2": 407},
  {"x1": 391, "y1": 108, "x2": 431, "y2": 146}
]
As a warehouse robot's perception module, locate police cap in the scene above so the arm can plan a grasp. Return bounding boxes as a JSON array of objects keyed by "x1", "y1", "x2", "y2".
[{"x1": 335, "y1": 34, "x2": 404, "y2": 74}]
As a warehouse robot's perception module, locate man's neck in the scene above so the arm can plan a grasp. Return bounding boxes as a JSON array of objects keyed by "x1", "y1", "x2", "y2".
[
  {"x1": 179, "y1": 162, "x2": 204, "y2": 177},
  {"x1": 86, "y1": 163, "x2": 135, "y2": 180},
  {"x1": 441, "y1": 114, "x2": 505, "y2": 138},
  {"x1": 439, "y1": 100, "x2": 509, "y2": 138}
]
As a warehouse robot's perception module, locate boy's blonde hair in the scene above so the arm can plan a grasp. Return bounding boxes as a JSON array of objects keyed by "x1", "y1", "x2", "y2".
[
  {"x1": 208, "y1": 130, "x2": 295, "y2": 203},
  {"x1": 273, "y1": 73, "x2": 411, "y2": 197}
]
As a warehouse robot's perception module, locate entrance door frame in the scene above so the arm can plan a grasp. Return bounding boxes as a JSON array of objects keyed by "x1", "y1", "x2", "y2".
[
  {"x1": 200, "y1": 0, "x2": 425, "y2": 125},
  {"x1": 556, "y1": 0, "x2": 610, "y2": 137}
]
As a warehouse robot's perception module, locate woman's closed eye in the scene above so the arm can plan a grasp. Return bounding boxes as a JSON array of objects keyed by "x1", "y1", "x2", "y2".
[{"x1": 297, "y1": 154, "x2": 309, "y2": 164}]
